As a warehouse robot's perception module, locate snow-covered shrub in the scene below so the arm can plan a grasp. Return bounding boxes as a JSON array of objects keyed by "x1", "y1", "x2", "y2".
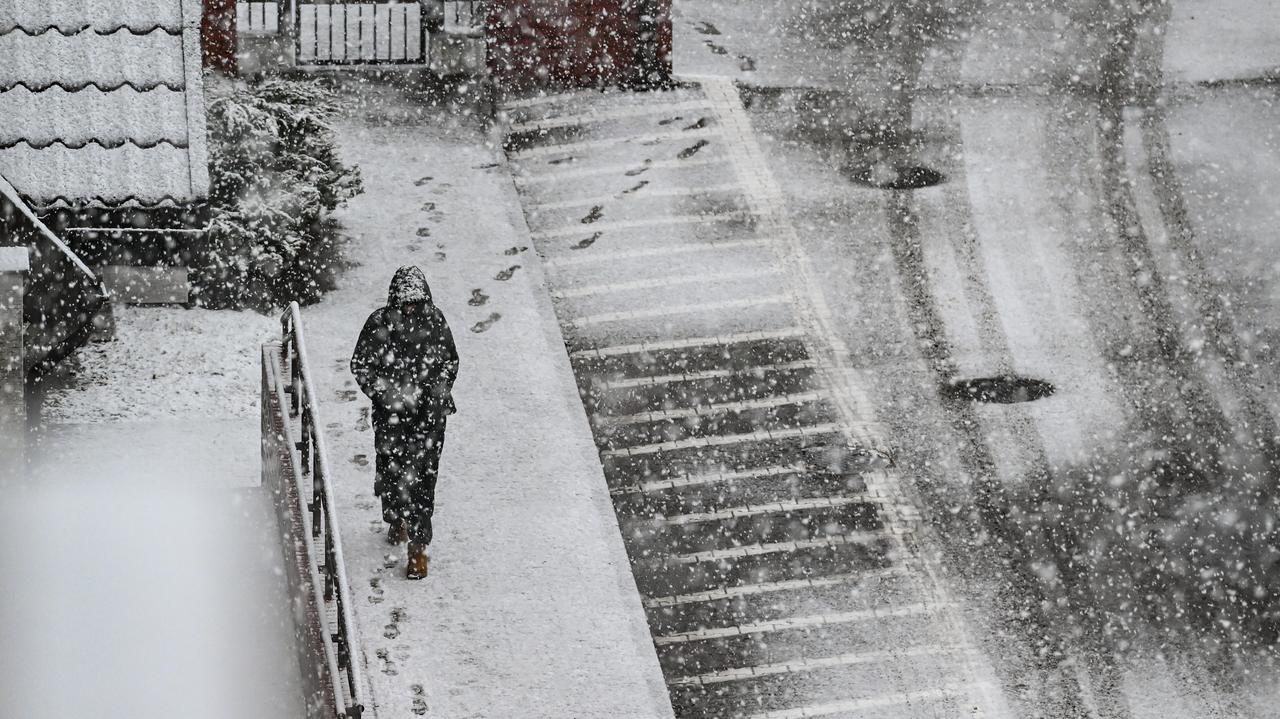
[{"x1": 197, "y1": 78, "x2": 362, "y2": 309}]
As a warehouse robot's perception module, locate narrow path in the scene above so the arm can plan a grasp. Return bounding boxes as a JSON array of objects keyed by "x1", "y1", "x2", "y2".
[{"x1": 300, "y1": 79, "x2": 672, "y2": 719}]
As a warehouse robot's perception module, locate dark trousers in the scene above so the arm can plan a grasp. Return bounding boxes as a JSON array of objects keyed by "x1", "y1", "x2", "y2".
[{"x1": 373, "y1": 415, "x2": 447, "y2": 544}]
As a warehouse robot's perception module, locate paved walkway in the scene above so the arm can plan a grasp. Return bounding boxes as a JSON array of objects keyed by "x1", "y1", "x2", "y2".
[
  {"x1": 501, "y1": 80, "x2": 1010, "y2": 718},
  {"x1": 300, "y1": 81, "x2": 672, "y2": 719}
]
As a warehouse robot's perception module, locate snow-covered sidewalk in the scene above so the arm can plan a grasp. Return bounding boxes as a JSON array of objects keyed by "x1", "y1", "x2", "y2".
[{"x1": 297, "y1": 81, "x2": 672, "y2": 718}]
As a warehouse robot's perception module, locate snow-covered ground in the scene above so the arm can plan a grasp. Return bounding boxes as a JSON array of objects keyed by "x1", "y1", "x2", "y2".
[
  {"x1": 25, "y1": 77, "x2": 675, "y2": 719},
  {"x1": 15, "y1": 304, "x2": 303, "y2": 718},
  {"x1": 284, "y1": 78, "x2": 672, "y2": 719}
]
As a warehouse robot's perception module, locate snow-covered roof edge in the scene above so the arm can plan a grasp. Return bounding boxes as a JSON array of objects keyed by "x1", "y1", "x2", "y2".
[
  {"x1": 0, "y1": 171, "x2": 97, "y2": 281},
  {"x1": 180, "y1": 0, "x2": 209, "y2": 198}
]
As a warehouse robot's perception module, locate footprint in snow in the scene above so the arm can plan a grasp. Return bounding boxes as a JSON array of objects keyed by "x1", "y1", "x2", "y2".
[
  {"x1": 684, "y1": 117, "x2": 711, "y2": 131},
  {"x1": 416, "y1": 227, "x2": 432, "y2": 237},
  {"x1": 503, "y1": 246, "x2": 528, "y2": 255},
  {"x1": 411, "y1": 685, "x2": 428, "y2": 716},
  {"x1": 572, "y1": 232, "x2": 602, "y2": 250},
  {"x1": 580, "y1": 205, "x2": 604, "y2": 224},
  {"x1": 414, "y1": 176, "x2": 433, "y2": 186},
  {"x1": 468, "y1": 289, "x2": 489, "y2": 306},
  {"x1": 433, "y1": 251, "x2": 447, "y2": 262},
  {"x1": 495, "y1": 265, "x2": 520, "y2": 281},
  {"x1": 421, "y1": 201, "x2": 436, "y2": 212},
  {"x1": 407, "y1": 243, "x2": 421, "y2": 253},
  {"x1": 376, "y1": 648, "x2": 398, "y2": 675},
  {"x1": 705, "y1": 40, "x2": 728, "y2": 55},
  {"x1": 620, "y1": 180, "x2": 649, "y2": 195},
  {"x1": 356, "y1": 407, "x2": 371, "y2": 432},
  {"x1": 474, "y1": 162, "x2": 502, "y2": 169},
  {"x1": 337, "y1": 389, "x2": 359, "y2": 402},
  {"x1": 471, "y1": 313, "x2": 501, "y2": 333},
  {"x1": 678, "y1": 139, "x2": 710, "y2": 159},
  {"x1": 657, "y1": 116, "x2": 684, "y2": 126},
  {"x1": 624, "y1": 159, "x2": 652, "y2": 176},
  {"x1": 352, "y1": 454, "x2": 369, "y2": 467},
  {"x1": 693, "y1": 20, "x2": 722, "y2": 35},
  {"x1": 383, "y1": 623, "x2": 400, "y2": 640}
]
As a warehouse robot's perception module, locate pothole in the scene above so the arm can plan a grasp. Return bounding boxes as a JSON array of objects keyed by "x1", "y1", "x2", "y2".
[
  {"x1": 943, "y1": 376, "x2": 1055, "y2": 404},
  {"x1": 848, "y1": 164, "x2": 945, "y2": 190}
]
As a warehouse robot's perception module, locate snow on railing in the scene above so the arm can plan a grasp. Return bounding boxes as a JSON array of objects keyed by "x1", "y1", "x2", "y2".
[{"x1": 278, "y1": 301, "x2": 368, "y2": 718}]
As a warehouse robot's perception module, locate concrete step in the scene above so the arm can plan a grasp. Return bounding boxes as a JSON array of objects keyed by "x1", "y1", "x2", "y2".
[
  {"x1": 596, "y1": 398, "x2": 838, "y2": 452},
  {"x1": 572, "y1": 333, "x2": 811, "y2": 381},
  {"x1": 624, "y1": 498, "x2": 885, "y2": 557},
  {"x1": 630, "y1": 535, "x2": 894, "y2": 597},
  {"x1": 644, "y1": 568, "x2": 923, "y2": 636},
  {"x1": 610, "y1": 466, "x2": 869, "y2": 519},
  {"x1": 585, "y1": 362, "x2": 821, "y2": 418}
]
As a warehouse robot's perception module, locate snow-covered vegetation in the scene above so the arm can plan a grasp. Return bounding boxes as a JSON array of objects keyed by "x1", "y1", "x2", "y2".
[{"x1": 198, "y1": 78, "x2": 363, "y2": 309}]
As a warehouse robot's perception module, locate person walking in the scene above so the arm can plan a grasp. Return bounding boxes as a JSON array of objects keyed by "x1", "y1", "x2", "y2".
[{"x1": 351, "y1": 266, "x2": 458, "y2": 580}]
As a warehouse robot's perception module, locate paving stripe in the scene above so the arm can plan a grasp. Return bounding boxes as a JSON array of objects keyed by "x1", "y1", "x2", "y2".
[
  {"x1": 514, "y1": 155, "x2": 728, "y2": 184},
  {"x1": 570, "y1": 327, "x2": 805, "y2": 360},
  {"x1": 568, "y1": 295, "x2": 790, "y2": 329},
  {"x1": 531, "y1": 211, "x2": 755, "y2": 241},
  {"x1": 600, "y1": 422, "x2": 843, "y2": 458},
  {"x1": 745, "y1": 686, "x2": 975, "y2": 719},
  {"x1": 604, "y1": 391, "x2": 826, "y2": 426},
  {"x1": 528, "y1": 182, "x2": 743, "y2": 211},
  {"x1": 640, "y1": 495, "x2": 877, "y2": 528},
  {"x1": 543, "y1": 236, "x2": 771, "y2": 269},
  {"x1": 611, "y1": 463, "x2": 809, "y2": 496},
  {"x1": 594, "y1": 359, "x2": 816, "y2": 392},
  {"x1": 674, "y1": 646, "x2": 965, "y2": 687},
  {"x1": 653, "y1": 601, "x2": 940, "y2": 645},
  {"x1": 661, "y1": 530, "x2": 889, "y2": 566},
  {"x1": 509, "y1": 127, "x2": 720, "y2": 160},
  {"x1": 508, "y1": 100, "x2": 714, "y2": 132},
  {"x1": 643, "y1": 567, "x2": 907, "y2": 608},
  {"x1": 554, "y1": 266, "x2": 778, "y2": 300}
]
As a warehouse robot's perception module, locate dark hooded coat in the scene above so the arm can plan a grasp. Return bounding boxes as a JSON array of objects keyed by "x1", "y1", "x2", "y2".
[{"x1": 351, "y1": 266, "x2": 459, "y2": 425}]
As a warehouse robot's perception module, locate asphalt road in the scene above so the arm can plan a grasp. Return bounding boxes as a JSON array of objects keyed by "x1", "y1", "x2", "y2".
[{"x1": 671, "y1": 0, "x2": 1280, "y2": 716}]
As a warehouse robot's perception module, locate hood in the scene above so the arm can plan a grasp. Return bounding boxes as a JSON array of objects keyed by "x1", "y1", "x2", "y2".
[{"x1": 387, "y1": 265, "x2": 432, "y2": 306}]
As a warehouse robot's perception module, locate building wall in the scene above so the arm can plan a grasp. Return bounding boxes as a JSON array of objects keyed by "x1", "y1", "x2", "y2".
[{"x1": 486, "y1": 0, "x2": 672, "y2": 88}]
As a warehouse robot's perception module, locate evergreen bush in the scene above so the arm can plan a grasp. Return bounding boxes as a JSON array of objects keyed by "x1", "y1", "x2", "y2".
[{"x1": 198, "y1": 78, "x2": 363, "y2": 309}]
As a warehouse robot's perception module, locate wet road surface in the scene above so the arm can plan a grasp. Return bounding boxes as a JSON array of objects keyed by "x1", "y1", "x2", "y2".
[{"x1": 669, "y1": 0, "x2": 1280, "y2": 716}]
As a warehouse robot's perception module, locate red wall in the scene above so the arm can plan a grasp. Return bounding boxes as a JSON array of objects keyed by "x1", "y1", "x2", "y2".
[
  {"x1": 202, "y1": 0, "x2": 239, "y2": 76},
  {"x1": 486, "y1": 0, "x2": 672, "y2": 88}
]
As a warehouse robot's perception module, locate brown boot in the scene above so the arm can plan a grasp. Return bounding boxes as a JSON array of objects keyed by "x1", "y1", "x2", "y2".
[
  {"x1": 386, "y1": 521, "x2": 409, "y2": 546},
  {"x1": 406, "y1": 542, "x2": 429, "y2": 580}
]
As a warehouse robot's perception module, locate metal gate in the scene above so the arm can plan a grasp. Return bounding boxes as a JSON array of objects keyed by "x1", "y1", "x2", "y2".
[{"x1": 296, "y1": 0, "x2": 427, "y2": 65}]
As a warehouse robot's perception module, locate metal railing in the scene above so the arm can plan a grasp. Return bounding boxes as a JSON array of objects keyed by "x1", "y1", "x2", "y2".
[{"x1": 279, "y1": 301, "x2": 367, "y2": 718}]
